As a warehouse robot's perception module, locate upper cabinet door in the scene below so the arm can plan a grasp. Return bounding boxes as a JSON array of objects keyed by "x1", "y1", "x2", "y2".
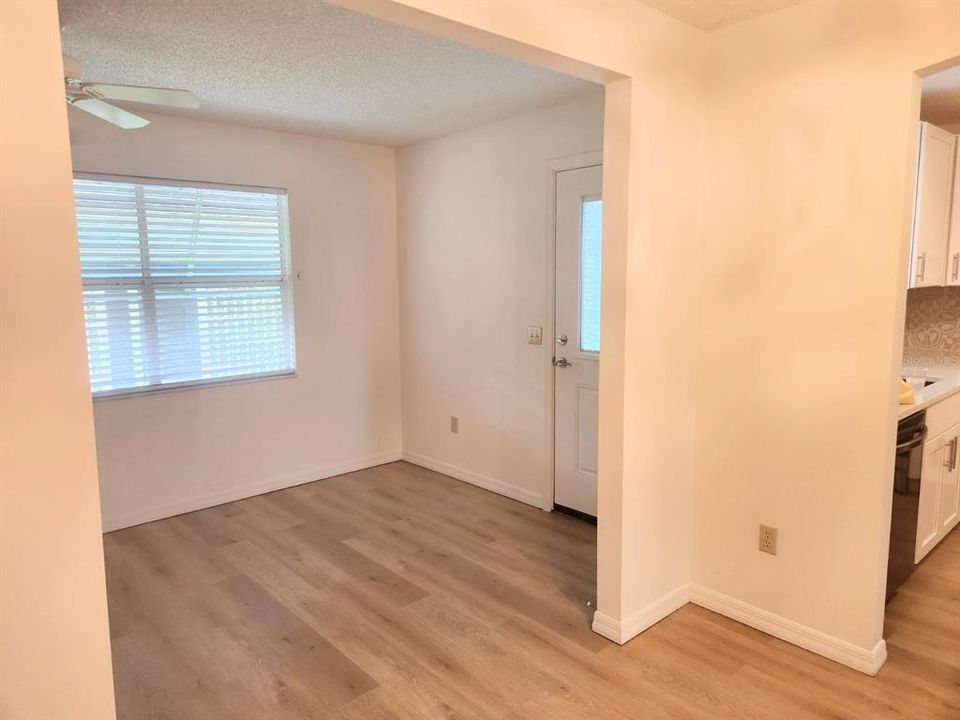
[
  {"x1": 947, "y1": 143, "x2": 960, "y2": 286},
  {"x1": 910, "y1": 122, "x2": 956, "y2": 288}
]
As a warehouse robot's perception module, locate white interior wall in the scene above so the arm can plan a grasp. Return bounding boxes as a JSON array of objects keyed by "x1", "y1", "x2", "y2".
[
  {"x1": 395, "y1": 92, "x2": 605, "y2": 508},
  {"x1": 0, "y1": 2, "x2": 116, "y2": 716},
  {"x1": 69, "y1": 112, "x2": 403, "y2": 531},
  {"x1": 694, "y1": 0, "x2": 960, "y2": 668}
]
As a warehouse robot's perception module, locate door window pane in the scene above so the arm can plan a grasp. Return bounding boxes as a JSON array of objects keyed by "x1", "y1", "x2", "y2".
[{"x1": 580, "y1": 198, "x2": 602, "y2": 353}]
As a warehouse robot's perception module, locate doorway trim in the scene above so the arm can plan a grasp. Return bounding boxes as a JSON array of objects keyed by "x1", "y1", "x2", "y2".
[{"x1": 543, "y1": 150, "x2": 604, "y2": 512}]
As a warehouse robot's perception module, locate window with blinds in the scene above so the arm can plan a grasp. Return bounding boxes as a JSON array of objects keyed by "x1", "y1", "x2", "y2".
[{"x1": 73, "y1": 175, "x2": 296, "y2": 397}]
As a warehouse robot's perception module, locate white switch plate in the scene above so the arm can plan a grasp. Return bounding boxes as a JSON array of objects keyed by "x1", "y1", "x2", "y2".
[{"x1": 527, "y1": 325, "x2": 543, "y2": 345}]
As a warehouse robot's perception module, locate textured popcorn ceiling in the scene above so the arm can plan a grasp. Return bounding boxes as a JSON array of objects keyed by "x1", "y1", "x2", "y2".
[
  {"x1": 58, "y1": 0, "x2": 599, "y2": 147},
  {"x1": 921, "y1": 64, "x2": 960, "y2": 127},
  {"x1": 637, "y1": 0, "x2": 804, "y2": 30}
]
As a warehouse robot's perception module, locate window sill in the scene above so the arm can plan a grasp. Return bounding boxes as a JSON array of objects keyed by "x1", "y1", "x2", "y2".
[{"x1": 92, "y1": 369, "x2": 297, "y2": 401}]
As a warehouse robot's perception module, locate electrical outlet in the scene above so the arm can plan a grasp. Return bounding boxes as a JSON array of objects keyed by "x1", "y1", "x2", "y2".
[
  {"x1": 450, "y1": 416, "x2": 459, "y2": 434},
  {"x1": 759, "y1": 524, "x2": 778, "y2": 555},
  {"x1": 527, "y1": 325, "x2": 543, "y2": 345}
]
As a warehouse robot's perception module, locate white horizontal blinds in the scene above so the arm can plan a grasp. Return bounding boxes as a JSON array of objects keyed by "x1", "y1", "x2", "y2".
[
  {"x1": 140, "y1": 183, "x2": 284, "y2": 280},
  {"x1": 75, "y1": 180, "x2": 143, "y2": 280},
  {"x1": 74, "y1": 177, "x2": 295, "y2": 395}
]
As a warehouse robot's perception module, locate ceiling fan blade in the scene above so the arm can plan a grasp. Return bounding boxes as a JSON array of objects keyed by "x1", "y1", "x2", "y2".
[
  {"x1": 85, "y1": 83, "x2": 199, "y2": 109},
  {"x1": 70, "y1": 98, "x2": 150, "y2": 129}
]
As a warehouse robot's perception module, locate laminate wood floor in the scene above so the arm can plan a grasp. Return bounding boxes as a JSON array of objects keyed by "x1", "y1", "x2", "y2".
[{"x1": 105, "y1": 461, "x2": 959, "y2": 719}]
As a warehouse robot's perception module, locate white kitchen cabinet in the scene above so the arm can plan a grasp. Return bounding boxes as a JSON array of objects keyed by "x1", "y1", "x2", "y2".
[
  {"x1": 947, "y1": 142, "x2": 960, "y2": 285},
  {"x1": 939, "y1": 427, "x2": 960, "y2": 534},
  {"x1": 915, "y1": 431, "x2": 946, "y2": 562},
  {"x1": 909, "y1": 122, "x2": 956, "y2": 288},
  {"x1": 915, "y1": 420, "x2": 960, "y2": 563}
]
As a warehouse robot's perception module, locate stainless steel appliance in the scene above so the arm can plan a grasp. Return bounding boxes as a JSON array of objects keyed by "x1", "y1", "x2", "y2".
[{"x1": 886, "y1": 410, "x2": 926, "y2": 601}]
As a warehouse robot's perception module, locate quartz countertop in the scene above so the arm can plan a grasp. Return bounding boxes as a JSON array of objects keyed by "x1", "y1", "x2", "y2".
[{"x1": 898, "y1": 367, "x2": 960, "y2": 419}]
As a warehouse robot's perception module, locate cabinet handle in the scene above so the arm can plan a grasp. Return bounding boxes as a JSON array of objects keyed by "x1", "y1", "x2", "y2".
[
  {"x1": 917, "y1": 252, "x2": 927, "y2": 283},
  {"x1": 952, "y1": 253, "x2": 958, "y2": 281},
  {"x1": 944, "y1": 438, "x2": 958, "y2": 470}
]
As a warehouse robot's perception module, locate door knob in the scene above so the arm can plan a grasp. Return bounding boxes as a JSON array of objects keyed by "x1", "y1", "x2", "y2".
[
  {"x1": 553, "y1": 357, "x2": 572, "y2": 368},
  {"x1": 557, "y1": 334, "x2": 568, "y2": 345}
]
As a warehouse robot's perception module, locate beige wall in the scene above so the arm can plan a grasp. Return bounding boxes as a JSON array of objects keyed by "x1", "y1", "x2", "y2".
[
  {"x1": 0, "y1": 2, "x2": 116, "y2": 718},
  {"x1": 695, "y1": 0, "x2": 960, "y2": 653},
  {"x1": 396, "y1": 92, "x2": 604, "y2": 507},
  {"x1": 69, "y1": 111, "x2": 403, "y2": 531}
]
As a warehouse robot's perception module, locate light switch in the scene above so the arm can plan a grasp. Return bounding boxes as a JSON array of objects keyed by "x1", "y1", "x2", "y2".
[{"x1": 527, "y1": 325, "x2": 543, "y2": 345}]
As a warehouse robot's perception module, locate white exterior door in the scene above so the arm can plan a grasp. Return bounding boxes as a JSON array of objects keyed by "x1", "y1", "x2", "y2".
[{"x1": 554, "y1": 164, "x2": 602, "y2": 517}]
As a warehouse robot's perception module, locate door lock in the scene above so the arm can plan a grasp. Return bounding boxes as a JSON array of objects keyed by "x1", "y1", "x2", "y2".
[
  {"x1": 552, "y1": 357, "x2": 572, "y2": 368},
  {"x1": 557, "y1": 334, "x2": 568, "y2": 345}
]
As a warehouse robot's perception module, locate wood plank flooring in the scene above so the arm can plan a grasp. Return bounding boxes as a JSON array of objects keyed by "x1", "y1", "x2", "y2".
[{"x1": 105, "y1": 461, "x2": 960, "y2": 719}]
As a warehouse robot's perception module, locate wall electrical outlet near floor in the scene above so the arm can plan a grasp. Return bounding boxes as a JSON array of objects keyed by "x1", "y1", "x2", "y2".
[{"x1": 759, "y1": 524, "x2": 778, "y2": 555}]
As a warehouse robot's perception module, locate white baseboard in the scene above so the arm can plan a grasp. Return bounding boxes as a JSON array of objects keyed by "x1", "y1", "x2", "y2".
[
  {"x1": 592, "y1": 584, "x2": 691, "y2": 644},
  {"x1": 592, "y1": 583, "x2": 885, "y2": 676},
  {"x1": 101, "y1": 450, "x2": 403, "y2": 532},
  {"x1": 689, "y1": 584, "x2": 887, "y2": 676},
  {"x1": 401, "y1": 450, "x2": 545, "y2": 508}
]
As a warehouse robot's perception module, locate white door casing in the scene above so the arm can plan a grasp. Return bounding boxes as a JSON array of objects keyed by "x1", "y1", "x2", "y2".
[{"x1": 554, "y1": 164, "x2": 602, "y2": 517}]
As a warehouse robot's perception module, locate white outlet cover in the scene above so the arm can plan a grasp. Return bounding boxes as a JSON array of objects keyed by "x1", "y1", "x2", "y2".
[
  {"x1": 527, "y1": 325, "x2": 543, "y2": 345},
  {"x1": 759, "y1": 524, "x2": 778, "y2": 555}
]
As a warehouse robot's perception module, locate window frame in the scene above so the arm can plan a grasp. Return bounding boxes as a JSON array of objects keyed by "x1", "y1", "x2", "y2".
[{"x1": 74, "y1": 171, "x2": 297, "y2": 400}]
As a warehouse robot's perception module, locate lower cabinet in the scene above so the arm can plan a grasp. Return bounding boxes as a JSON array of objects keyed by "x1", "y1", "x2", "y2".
[
  {"x1": 939, "y1": 430, "x2": 960, "y2": 533},
  {"x1": 916, "y1": 421, "x2": 960, "y2": 563}
]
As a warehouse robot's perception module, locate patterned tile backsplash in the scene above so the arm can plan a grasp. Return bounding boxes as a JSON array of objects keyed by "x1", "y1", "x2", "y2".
[{"x1": 903, "y1": 286, "x2": 960, "y2": 368}]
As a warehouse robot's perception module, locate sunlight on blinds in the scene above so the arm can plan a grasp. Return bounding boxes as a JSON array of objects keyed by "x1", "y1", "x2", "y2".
[{"x1": 74, "y1": 177, "x2": 296, "y2": 396}]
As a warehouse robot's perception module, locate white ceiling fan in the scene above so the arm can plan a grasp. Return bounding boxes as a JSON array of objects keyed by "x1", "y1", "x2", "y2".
[{"x1": 63, "y1": 55, "x2": 199, "y2": 129}]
